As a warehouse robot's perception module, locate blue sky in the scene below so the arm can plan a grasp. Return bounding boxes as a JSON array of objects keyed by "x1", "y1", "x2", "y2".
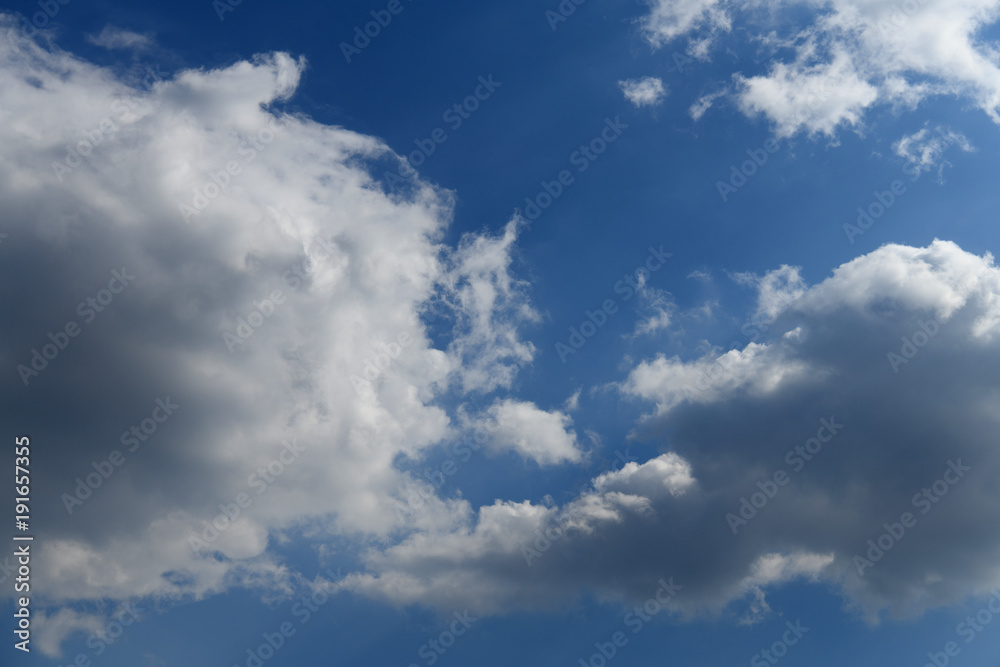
[{"x1": 3, "y1": 0, "x2": 1000, "y2": 665}]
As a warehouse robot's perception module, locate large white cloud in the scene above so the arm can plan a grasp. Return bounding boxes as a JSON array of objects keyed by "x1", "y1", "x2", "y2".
[
  {"x1": 0, "y1": 14, "x2": 567, "y2": 656},
  {"x1": 343, "y1": 240, "x2": 1000, "y2": 625}
]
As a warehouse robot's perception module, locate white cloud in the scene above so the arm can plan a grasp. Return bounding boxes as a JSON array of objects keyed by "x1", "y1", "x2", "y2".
[
  {"x1": 894, "y1": 125, "x2": 975, "y2": 177},
  {"x1": 641, "y1": 0, "x2": 1000, "y2": 137},
  {"x1": 733, "y1": 264, "x2": 808, "y2": 321},
  {"x1": 593, "y1": 452, "x2": 695, "y2": 497},
  {"x1": 689, "y1": 90, "x2": 724, "y2": 121},
  {"x1": 641, "y1": 0, "x2": 730, "y2": 49},
  {"x1": 0, "y1": 14, "x2": 544, "y2": 653},
  {"x1": 33, "y1": 608, "x2": 106, "y2": 658},
  {"x1": 471, "y1": 399, "x2": 584, "y2": 466},
  {"x1": 619, "y1": 76, "x2": 668, "y2": 108},
  {"x1": 736, "y1": 45, "x2": 879, "y2": 138},
  {"x1": 631, "y1": 286, "x2": 675, "y2": 336},
  {"x1": 347, "y1": 240, "x2": 1000, "y2": 624},
  {"x1": 87, "y1": 26, "x2": 154, "y2": 51}
]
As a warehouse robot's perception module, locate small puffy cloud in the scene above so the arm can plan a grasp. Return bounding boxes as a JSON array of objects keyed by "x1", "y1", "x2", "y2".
[
  {"x1": 619, "y1": 76, "x2": 668, "y2": 108},
  {"x1": 894, "y1": 126, "x2": 974, "y2": 177},
  {"x1": 631, "y1": 287, "x2": 675, "y2": 336},
  {"x1": 733, "y1": 264, "x2": 808, "y2": 321},
  {"x1": 641, "y1": 0, "x2": 730, "y2": 49},
  {"x1": 736, "y1": 47, "x2": 879, "y2": 138},
  {"x1": 87, "y1": 26, "x2": 154, "y2": 51},
  {"x1": 593, "y1": 453, "x2": 695, "y2": 497},
  {"x1": 472, "y1": 399, "x2": 584, "y2": 466}
]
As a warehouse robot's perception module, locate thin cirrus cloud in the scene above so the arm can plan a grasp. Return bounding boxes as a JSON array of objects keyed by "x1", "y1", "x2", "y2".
[{"x1": 641, "y1": 0, "x2": 1000, "y2": 137}]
